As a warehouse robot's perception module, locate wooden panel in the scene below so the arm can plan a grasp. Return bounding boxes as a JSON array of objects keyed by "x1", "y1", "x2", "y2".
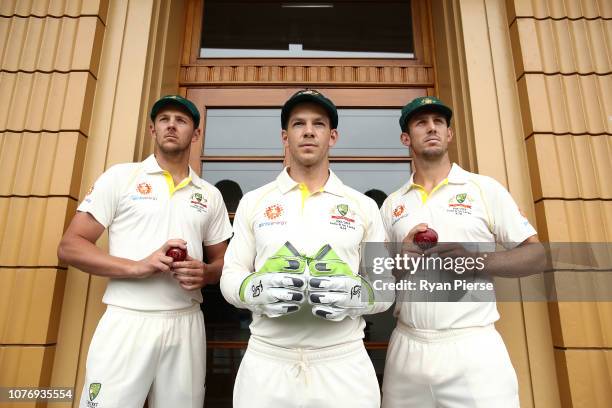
[
  {"x1": 0, "y1": 268, "x2": 66, "y2": 344},
  {"x1": 534, "y1": 200, "x2": 612, "y2": 243},
  {"x1": 0, "y1": 346, "x2": 55, "y2": 387},
  {"x1": 0, "y1": 0, "x2": 109, "y2": 23},
  {"x1": 526, "y1": 134, "x2": 612, "y2": 201},
  {"x1": 0, "y1": 72, "x2": 96, "y2": 134},
  {"x1": 0, "y1": 197, "x2": 77, "y2": 267},
  {"x1": 511, "y1": 18, "x2": 612, "y2": 76},
  {"x1": 48, "y1": 1, "x2": 187, "y2": 404},
  {"x1": 508, "y1": 0, "x2": 611, "y2": 20},
  {"x1": 549, "y1": 302, "x2": 612, "y2": 348},
  {"x1": 179, "y1": 64, "x2": 434, "y2": 87},
  {"x1": 554, "y1": 349, "x2": 612, "y2": 408},
  {"x1": 187, "y1": 87, "x2": 426, "y2": 108},
  {"x1": 0, "y1": 132, "x2": 87, "y2": 198},
  {"x1": 453, "y1": 1, "x2": 561, "y2": 407},
  {"x1": 517, "y1": 74, "x2": 612, "y2": 136}
]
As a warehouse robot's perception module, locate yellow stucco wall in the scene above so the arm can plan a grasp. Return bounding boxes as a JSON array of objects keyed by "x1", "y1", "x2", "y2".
[
  {"x1": 0, "y1": 2, "x2": 106, "y2": 407},
  {"x1": 506, "y1": 0, "x2": 612, "y2": 406}
]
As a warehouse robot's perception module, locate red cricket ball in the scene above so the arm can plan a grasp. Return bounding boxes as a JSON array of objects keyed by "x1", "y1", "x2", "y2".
[
  {"x1": 166, "y1": 247, "x2": 187, "y2": 262},
  {"x1": 413, "y1": 228, "x2": 438, "y2": 250}
]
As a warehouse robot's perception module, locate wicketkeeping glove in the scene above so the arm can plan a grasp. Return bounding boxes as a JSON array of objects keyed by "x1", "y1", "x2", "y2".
[
  {"x1": 239, "y1": 242, "x2": 307, "y2": 318},
  {"x1": 307, "y1": 244, "x2": 375, "y2": 321}
]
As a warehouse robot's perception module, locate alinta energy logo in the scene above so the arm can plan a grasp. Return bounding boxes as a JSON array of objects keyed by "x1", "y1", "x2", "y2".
[
  {"x1": 136, "y1": 182, "x2": 152, "y2": 195},
  {"x1": 131, "y1": 182, "x2": 157, "y2": 201},
  {"x1": 265, "y1": 204, "x2": 283, "y2": 220},
  {"x1": 391, "y1": 203, "x2": 409, "y2": 225},
  {"x1": 258, "y1": 204, "x2": 286, "y2": 228}
]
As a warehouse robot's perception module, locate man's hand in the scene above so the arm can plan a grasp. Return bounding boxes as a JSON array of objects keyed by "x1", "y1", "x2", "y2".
[
  {"x1": 133, "y1": 239, "x2": 186, "y2": 279},
  {"x1": 307, "y1": 244, "x2": 374, "y2": 321},
  {"x1": 308, "y1": 275, "x2": 374, "y2": 321},
  {"x1": 240, "y1": 273, "x2": 306, "y2": 317},
  {"x1": 400, "y1": 223, "x2": 428, "y2": 257},
  {"x1": 171, "y1": 255, "x2": 213, "y2": 290},
  {"x1": 239, "y1": 241, "x2": 307, "y2": 317}
]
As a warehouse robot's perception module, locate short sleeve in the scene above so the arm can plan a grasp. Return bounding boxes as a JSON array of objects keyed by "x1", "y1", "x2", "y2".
[
  {"x1": 380, "y1": 195, "x2": 395, "y2": 241},
  {"x1": 203, "y1": 187, "x2": 233, "y2": 246},
  {"x1": 77, "y1": 165, "x2": 124, "y2": 228},
  {"x1": 487, "y1": 179, "x2": 537, "y2": 248}
]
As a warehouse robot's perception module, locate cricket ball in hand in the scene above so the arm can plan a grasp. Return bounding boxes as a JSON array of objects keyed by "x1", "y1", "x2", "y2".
[
  {"x1": 166, "y1": 247, "x2": 187, "y2": 262},
  {"x1": 413, "y1": 228, "x2": 438, "y2": 250}
]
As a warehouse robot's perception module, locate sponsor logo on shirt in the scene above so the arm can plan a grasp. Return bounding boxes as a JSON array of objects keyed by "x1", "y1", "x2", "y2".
[
  {"x1": 447, "y1": 193, "x2": 473, "y2": 215},
  {"x1": 137, "y1": 182, "x2": 152, "y2": 195},
  {"x1": 86, "y1": 382, "x2": 101, "y2": 407},
  {"x1": 391, "y1": 204, "x2": 409, "y2": 225},
  {"x1": 393, "y1": 204, "x2": 405, "y2": 217},
  {"x1": 257, "y1": 204, "x2": 287, "y2": 228},
  {"x1": 83, "y1": 184, "x2": 95, "y2": 203},
  {"x1": 190, "y1": 192, "x2": 208, "y2": 213},
  {"x1": 265, "y1": 204, "x2": 283, "y2": 220},
  {"x1": 330, "y1": 203, "x2": 356, "y2": 231},
  {"x1": 130, "y1": 181, "x2": 157, "y2": 201}
]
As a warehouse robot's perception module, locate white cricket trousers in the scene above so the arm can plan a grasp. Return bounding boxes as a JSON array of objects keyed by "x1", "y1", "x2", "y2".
[
  {"x1": 234, "y1": 337, "x2": 381, "y2": 408},
  {"x1": 79, "y1": 304, "x2": 206, "y2": 408},
  {"x1": 382, "y1": 323, "x2": 519, "y2": 408}
]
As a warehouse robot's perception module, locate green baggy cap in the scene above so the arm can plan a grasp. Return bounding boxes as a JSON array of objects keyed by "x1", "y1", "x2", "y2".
[
  {"x1": 399, "y1": 96, "x2": 452, "y2": 131},
  {"x1": 281, "y1": 89, "x2": 338, "y2": 130},
  {"x1": 150, "y1": 95, "x2": 200, "y2": 128}
]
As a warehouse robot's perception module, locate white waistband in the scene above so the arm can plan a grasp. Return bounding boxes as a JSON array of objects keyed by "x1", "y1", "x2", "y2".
[
  {"x1": 247, "y1": 336, "x2": 365, "y2": 364},
  {"x1": 106, "y1": 303, "x2": 201, "y2": 318},
  {"x1": 396, "y1": 321, "x2": 494, "y2": 343}
]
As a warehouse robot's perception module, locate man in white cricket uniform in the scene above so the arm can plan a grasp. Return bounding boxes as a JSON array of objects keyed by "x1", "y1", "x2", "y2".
[
  {"x1": 221, "y1": 89, "x2": 393, "y2": 408},
  {"x1": 380, "y1": 97, "x2": 546, "y2": 407},
  {"x1": 58, "y1": 96, "x2": 232, "y2": 408}
]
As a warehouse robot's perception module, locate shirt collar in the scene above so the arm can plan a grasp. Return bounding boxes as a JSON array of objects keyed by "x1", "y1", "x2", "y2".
[
  {"x1": 403, "y1": 162, "x2": 468, "y2": 194},
  {"x1": 142, "y1": 154, "x2": 202, "y2": 188},
  {"x1": 277, "y1": 167, "x2": 344, "y2": 197}
]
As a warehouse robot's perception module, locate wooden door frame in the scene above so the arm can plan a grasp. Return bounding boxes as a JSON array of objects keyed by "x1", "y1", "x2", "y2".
[{"x1": 186, "y1": 87, "x2": 428, "y2": 171}]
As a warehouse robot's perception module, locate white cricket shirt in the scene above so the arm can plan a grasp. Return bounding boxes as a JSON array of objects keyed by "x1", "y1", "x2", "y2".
[
  {"x1": 78, "y1": 154, "x2": 233, "y2": 310},
  {"x1": 380, "y1": 163, "x2": 536, "y2": 329},
  {"x1": 221, "y1": 168, "x2": 389, "y2": 348}
]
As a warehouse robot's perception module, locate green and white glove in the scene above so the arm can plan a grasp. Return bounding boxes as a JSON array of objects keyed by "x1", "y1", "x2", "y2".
[
  {"x1": 307, "y1": 244, "x2": 375, "y2": 321},
  {"x1": 240, "y1": 242, "x2": 307, "y2": 318}
]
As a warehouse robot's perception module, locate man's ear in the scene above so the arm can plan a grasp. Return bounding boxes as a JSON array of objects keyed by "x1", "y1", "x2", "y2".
[
  {"x1": 191, "y1": 127, "x2": 202, "y2": 143},
  {"x1": 329, "y1": 129, "x2": 339, "y2": 147},
  {"x1": 400, "y1": 132, "x2": 411, "y2": 148},
  {"x1": 447, "y1": 127, "x2": 454, "y2": 144},
  {"x1": 149, "y1": 122, "x2": 156, "y2": 138},
  {"x1": 281, "y1": 129, "x2": 289, "y2": 147}
]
